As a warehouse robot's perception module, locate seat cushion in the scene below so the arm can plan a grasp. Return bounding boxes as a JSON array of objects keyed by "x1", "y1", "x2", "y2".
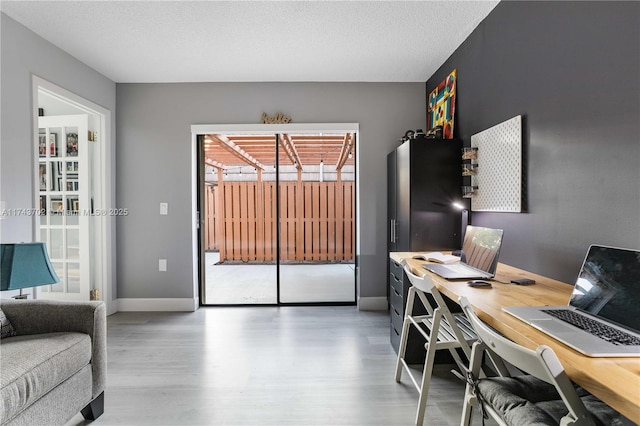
[
  {"x1": 477, "y1": 375, "x2": 626, "y2": 426},
  {"x1": 0, "y1": 332, "x2": 92, "y2": 424}
]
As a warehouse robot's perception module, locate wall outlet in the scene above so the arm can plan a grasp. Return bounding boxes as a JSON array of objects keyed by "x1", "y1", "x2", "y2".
[
  {"x1": 160, "y1": 202, "x2": 168, "y2": 215},
  {"x1": 159, "y1": 259, "x2": 167, "y2": 271}
]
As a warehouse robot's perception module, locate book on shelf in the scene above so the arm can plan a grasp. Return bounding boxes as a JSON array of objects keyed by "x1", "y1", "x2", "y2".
[{"x1": 411, "y1": 252, "x2": 459, "y2": 264}]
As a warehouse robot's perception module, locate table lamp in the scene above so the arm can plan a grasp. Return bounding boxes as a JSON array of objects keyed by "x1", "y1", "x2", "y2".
[{"x1": 1, "y1": 243, "x2": 60, "y2": 299}]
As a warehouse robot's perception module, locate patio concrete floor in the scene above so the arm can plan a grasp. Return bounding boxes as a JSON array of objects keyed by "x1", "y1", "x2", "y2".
[{"x1": 203, "y1": 252, "x2": 356, "y2": 304}]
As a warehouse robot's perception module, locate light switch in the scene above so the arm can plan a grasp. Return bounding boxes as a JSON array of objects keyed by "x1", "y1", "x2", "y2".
[
  {"x1": 160, "y1": 202, "x2": 168, "y2": 215},
  {"x1": 159, "y1": 259, "x2": 167, "y2": 271}
]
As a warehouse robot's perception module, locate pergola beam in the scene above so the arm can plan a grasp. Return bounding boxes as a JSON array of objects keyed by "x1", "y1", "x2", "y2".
[
  {"x1": 209, "y1": 135, "x2": 266, "y2": 170},
  {"x1": 335, "y1": 133, "x2": 353, "y2": 170},
  {"x1": 205, "y1": 158, "x2": 225, "y2": 170},
  {"x1": 279, "y1": 133, "x2": 303, "y2": 170}
]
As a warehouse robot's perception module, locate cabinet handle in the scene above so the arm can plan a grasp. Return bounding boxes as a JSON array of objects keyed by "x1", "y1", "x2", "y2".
[
  {"x1": 390, "y1": 219, "x2": 396, "y2": 243},
  {"x1": 394, "y1": 219, "x2": 398, "y2": 243}
]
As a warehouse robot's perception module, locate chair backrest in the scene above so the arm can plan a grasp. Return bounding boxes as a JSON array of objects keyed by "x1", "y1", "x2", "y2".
[
  {"x1": 459, "y1": 297, "x2": 593, "y2": 423},
  {"x1": 401, "y1": 260, "x2": 472, "y2": 353},
  {"x1": 400, "y1": 259, "x2": 436, "y2": 294},
  {"x1": 401, "y1": 260, "x2": 459, "y2": 322}
]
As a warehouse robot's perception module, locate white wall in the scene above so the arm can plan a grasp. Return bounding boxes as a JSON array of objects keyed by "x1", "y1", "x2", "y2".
[
  {"x1": 0, "y1": 13, "x2": 116, "y2": 302},
  {"x1": 116, "y1": 82, "x2": 424, "y2": 307}
]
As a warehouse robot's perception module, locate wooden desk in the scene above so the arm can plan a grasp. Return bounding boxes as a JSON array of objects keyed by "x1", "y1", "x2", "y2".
[{"x1": 390, "y1": 252, "x2": 640, "y2": 423}]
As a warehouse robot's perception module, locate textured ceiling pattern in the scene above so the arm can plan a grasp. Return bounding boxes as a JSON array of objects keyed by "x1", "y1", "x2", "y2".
[{"x1": 1, "y1": 1, "x2": 499, "y2": 82}]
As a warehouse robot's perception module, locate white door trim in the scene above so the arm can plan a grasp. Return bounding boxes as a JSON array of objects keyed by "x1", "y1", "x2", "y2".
[
  {"x1": 191, "y1": 123, "x2": 359, "y2": 135},
  {"x1": 32, "y1": 75, "x2": 115, "y2": 315}
]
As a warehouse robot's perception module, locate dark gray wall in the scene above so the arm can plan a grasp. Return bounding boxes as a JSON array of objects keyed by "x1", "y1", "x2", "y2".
[
  {"x1": 116, "y1": 82, "x2": 424, "y2": 304},
  {"x1": 426, "y1": 1, "x2": 640, "y2": 284}
]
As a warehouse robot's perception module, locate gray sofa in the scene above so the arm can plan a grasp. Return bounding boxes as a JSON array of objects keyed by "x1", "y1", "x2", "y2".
[{"x1": 0, "y1": 299, "x2": 106, "y2": 425}]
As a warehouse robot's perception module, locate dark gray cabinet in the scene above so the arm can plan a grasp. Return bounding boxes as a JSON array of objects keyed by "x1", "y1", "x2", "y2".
[
  {"x1": 387, "y1": 138, "x2": 463, "y2": 356},
  {"x1": 389, "y1": 257, "x2": 427, "y2": 362},
  {"x1": 387, "y1": 138, "x2": 464, "y2": 254}
]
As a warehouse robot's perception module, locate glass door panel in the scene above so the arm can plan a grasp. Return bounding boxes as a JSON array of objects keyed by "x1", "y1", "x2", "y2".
[
  {"x1": 201, "y1": 135, "x2": 277, "y2": 304},
  {"x1": 278, "y1": 133, "x2": 356, "y2": 303},
  {"x1": 37, "y1": 115, "x2": 91, "y2": 300}
]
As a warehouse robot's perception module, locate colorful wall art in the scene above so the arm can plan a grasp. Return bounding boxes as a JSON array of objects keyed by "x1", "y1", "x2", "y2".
[{"x1": 427, "y1": 69, "x2": 457, "y2": 139}]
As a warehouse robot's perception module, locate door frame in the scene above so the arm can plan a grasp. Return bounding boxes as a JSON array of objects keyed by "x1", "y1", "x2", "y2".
[
  {"x1": 31, "y1": 76, "x2": 115, "y2": 314},
  {"x1": 190, "y1": 123, "x2": 359, "y2": 306}
]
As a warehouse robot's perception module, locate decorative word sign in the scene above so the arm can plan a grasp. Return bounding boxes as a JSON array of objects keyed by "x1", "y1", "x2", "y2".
[{"x1": 261, "y1": 112, "x2": 291, "y2": 124}]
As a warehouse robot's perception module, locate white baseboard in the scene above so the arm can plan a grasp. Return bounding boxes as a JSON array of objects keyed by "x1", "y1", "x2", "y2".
[
  {"x1": 115, "y1": 297, "x2": 383, "y2": 312},
  {"x1": 116, "y1": 298, "x2": 199, "y2": 312},
  {"x1": 357, "y1": 296, "x2": 388, "y2": 311}
]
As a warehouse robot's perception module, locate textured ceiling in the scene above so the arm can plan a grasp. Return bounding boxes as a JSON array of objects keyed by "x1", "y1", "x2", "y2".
[{"x1": 1, "y1": 0, "x2": 499, "y2": 83}]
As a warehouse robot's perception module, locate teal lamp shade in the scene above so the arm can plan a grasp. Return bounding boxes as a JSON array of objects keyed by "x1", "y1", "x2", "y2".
[{"x1": 1, "y1": 243, "x2": 60, "y2": 291}]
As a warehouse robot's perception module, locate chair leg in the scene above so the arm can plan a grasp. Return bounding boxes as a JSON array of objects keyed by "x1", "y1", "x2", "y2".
[
  {"x1": 460, "y1": 385, "x2": 474, "y2": 426},
  {"x1": 415, "y1": 311, "x2": 442, "y2": 426},
  {"x1": 460, "y1": 342, "x2": 486, "y2": 426},
  {"x1": 395, "y1": 288, "x2": 416, "y2": 382}
]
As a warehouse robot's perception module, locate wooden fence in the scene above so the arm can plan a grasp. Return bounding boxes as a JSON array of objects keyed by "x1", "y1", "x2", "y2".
[{"x1": 204, "y1": 182, "x2": 354, "y2": 262}]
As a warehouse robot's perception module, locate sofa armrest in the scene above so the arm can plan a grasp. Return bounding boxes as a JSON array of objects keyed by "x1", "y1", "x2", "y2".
[{"x1": 0, "y1": 298, "x2": 106, "y2": 398}]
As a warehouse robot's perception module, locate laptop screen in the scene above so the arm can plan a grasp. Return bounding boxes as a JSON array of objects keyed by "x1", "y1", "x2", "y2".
[
  {"x1": 460, "y1": 226, "x2": 504, "y2": 274},
  {"x1": 570, "y1": 245, "x2": 640, "y2": 333}
]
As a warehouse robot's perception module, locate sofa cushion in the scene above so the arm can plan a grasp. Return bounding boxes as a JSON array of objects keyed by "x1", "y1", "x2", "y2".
[
  {"x1": 0, "y1": 332, "x2": 92, "y2": 424},
  {"x1": 0, "y1": 308, "x2": 17, "y2": 338}
]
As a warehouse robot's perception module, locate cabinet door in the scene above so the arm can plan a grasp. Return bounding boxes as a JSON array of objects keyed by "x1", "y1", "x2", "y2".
[
  {"x1": 37, "y1": 115, "x2": 91, "y2": 300},
  {"x1": 387, "y1": 150, "x2": 397, "y2": 253},
  {"x1": 409, "y1": 139, "x2": 463, "y2": 251}
]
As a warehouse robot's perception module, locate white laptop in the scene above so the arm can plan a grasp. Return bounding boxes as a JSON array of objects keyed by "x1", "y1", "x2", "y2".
[
  {"x1": 503, "y1": 245, "x2": 640, "y2": 357},
  {"x1": 423, "y1": 226, "x2": 504, "y2": 280}
]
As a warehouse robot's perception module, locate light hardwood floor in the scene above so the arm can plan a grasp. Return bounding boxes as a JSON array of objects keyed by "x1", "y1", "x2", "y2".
[{"x1": 66, "y1": 306, "x2": 493, "y2": 425}]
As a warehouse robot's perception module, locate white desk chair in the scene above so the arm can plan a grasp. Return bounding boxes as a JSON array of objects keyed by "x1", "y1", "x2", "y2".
[
  {"x1": 459, "y1": 297, "x2": 625, "y2": 426},
  {"x1": 394, "y1": 259, "x2": 478, "y2": 425}
]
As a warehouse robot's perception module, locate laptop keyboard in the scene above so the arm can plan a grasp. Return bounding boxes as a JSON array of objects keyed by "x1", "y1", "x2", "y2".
[
  {"x1": 542, "y1": 309, "x2": 640, "y2": 346},
  {"x1": 443, "y1": 264, "x2": 477, "y2": 274}
]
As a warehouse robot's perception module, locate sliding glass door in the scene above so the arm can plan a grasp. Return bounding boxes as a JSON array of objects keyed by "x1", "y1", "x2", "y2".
[
  {"x1": 277, "y1": 133, "x2": 356, "y2": 303},
  {"x1": 199, "y1": 128, "x2": 356, "y2": 305}
]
